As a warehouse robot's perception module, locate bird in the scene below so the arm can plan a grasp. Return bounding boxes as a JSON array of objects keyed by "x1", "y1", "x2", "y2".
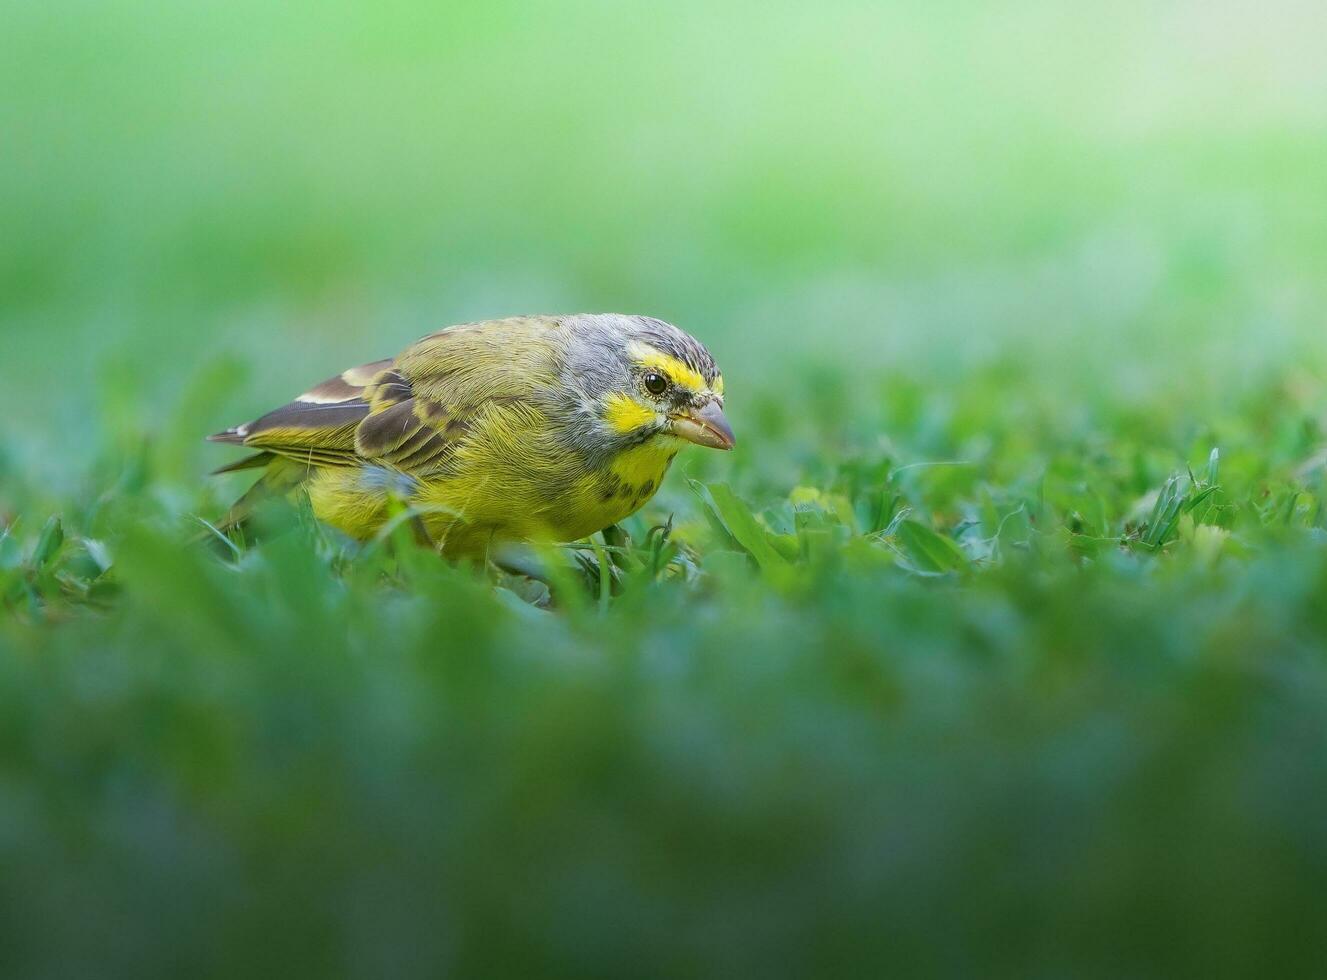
[{"x1": 209, "y1": 313, "x2": 734, "y2": 558}]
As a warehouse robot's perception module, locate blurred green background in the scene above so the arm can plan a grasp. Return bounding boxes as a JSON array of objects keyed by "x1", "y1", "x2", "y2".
[
  {"x1": 6, "y1": 0, "x2": 1326, "y2": 472},
  {"x1": 5, "y1": 1, "x2": 1327, "y2": 977}
]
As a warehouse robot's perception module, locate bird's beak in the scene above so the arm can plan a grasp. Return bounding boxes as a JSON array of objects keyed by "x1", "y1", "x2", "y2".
[{"x1": 669, "y1": 401, "x2": 736, "y2": 451}]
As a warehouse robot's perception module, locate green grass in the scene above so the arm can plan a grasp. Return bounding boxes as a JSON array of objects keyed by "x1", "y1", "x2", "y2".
[
  {"x1": 6, "y1": 1, "x2": 1327, "y2": 975},
  {"x1": 7, "y1": 367, "x2": 1327, "y2": 976}
]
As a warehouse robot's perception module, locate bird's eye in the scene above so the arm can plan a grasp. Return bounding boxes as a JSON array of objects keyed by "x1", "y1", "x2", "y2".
[{"x1": 643, "y1": 372, "x2": 669, "y2": 396}]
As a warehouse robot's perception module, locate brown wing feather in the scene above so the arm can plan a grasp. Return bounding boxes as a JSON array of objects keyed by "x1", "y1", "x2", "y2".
[
  {"x1": 355, "y1": 396, "x2": 466, "y2": 472},
  {"x1": 356, "y1": 399, "x2": 420, "y2": 456},
  {"x1": 209, "y1": 358, "x2": 391, "y2": 466}
]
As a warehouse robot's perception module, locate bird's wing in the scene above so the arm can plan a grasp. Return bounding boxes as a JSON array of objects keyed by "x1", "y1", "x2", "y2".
[
  {"x1": 208, "y1": 358, "x2": 391, "y2": 468},
  {"x1": 211, "y1": 316, "x2": 561, "y2": 474},
  {"x1": 355, "y1": 316, "x2": 560, "y2": 472}
]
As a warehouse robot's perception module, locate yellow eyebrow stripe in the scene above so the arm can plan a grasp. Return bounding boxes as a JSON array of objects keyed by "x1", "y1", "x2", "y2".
[{"x1": 628, "y1": 342, "x2": 707, "y2": 391}]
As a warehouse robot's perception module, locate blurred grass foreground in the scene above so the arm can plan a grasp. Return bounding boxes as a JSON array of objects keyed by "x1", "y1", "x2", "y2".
[{"x1": 5, "y1": 1, "x2": 1327, "y2": 976}]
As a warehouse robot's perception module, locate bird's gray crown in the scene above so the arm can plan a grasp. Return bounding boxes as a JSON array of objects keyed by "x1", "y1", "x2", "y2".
[{"x1": 566, "y1": 313, "x2": 720, "y2": 386}]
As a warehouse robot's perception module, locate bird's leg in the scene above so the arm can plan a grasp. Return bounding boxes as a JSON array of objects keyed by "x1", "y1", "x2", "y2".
[
  {"x1": 600, "y1": 523, "x2": 630, "y2": 551},
  {"x1": 489, "y1": 540, "x2": 563, "y2": 582},
  {"x1": 489, "y1": 537, "x2": 622, "y2": 608},
  {"x1": 409, "y1": 513, "x2": 434, "y2": 549}
]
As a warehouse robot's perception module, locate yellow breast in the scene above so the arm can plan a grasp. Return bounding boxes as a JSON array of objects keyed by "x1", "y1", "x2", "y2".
[{"x1": 557, "y1": 439, "x2": 680, "y2": 539}]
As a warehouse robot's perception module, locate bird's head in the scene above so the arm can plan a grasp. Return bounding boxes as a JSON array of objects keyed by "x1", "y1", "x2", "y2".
[{"x1": 561, "y1": 315, "x2": 734, "y2": 454}]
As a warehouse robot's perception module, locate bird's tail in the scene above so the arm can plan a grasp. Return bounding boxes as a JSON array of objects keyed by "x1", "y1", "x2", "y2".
[{"x1": 195, "y1": 455, "x2": 311, "y2": 549}]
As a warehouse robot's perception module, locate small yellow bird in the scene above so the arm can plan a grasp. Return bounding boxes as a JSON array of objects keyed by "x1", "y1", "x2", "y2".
[{"x1": 210, "y1": 313, "x2": 734, "y2": 557}]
